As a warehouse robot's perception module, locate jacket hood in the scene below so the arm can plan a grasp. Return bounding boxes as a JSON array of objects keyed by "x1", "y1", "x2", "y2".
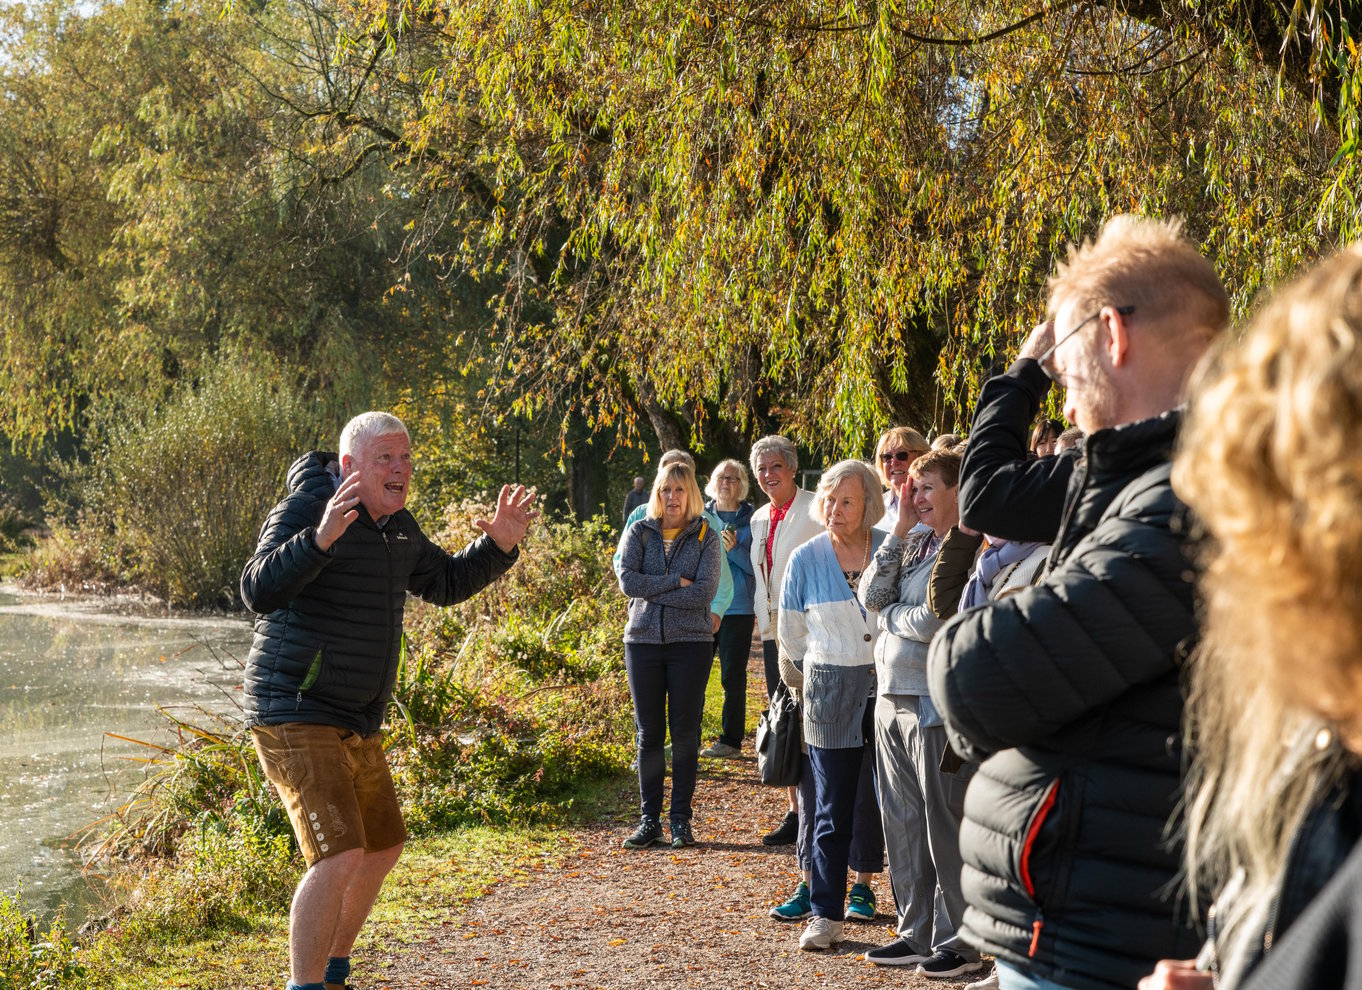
[{"x1": 286, "y1": 450, "x2": 340, "y2": 497}]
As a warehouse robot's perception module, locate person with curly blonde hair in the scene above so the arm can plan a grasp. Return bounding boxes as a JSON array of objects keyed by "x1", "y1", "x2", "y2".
[{"x1": 1140, "y1": 247, "x2": 1362, "y2": 990}]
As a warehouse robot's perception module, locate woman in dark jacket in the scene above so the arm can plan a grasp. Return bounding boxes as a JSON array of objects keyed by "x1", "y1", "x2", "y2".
[{"x1": 617, "y1": 461, "x2": 722, "y2": 850}]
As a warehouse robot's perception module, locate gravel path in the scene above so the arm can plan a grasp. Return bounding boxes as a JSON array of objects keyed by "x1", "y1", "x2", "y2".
[{"x1": 371, "y1": 758, "x2": 989, "y2": 989}]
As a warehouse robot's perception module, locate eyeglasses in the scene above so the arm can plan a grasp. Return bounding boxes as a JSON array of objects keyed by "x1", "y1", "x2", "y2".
[
  {"x1": 1038, "y1": 305, "x2": 1135, "y2": 383},
  {"x1": 879, "y1": 450, "x2": 912, "y2": 463},
  {"x1": 715, "y1": 475, "x2": 739, "y2": 484}
]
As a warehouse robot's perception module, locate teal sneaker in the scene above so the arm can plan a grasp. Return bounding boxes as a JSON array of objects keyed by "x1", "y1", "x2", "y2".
[
  {"x1": 846, "y1": 881, "x2": 876, "y2": 921},
  {"x1": 768, "y1": 880, "x2": 812, "y2": 921}
]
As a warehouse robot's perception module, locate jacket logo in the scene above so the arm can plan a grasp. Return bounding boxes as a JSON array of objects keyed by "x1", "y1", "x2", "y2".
[{"x1": 395, "y1": 532, "x2": 409, "y2": 541}]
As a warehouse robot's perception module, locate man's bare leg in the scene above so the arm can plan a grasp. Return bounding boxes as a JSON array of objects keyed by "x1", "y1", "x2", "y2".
[
  {"x1": 328, "y1": 843, "x2": 403, "y2": 960},
  {"x1": 289, "y1": 848, "x2": 364, "y2": 985}
]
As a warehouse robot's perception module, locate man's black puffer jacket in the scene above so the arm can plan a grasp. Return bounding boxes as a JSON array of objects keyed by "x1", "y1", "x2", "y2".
[
  {"x1": 927, "y1": 410, "x2": 1202, "y2": 990},
  {"x1": 241, "y1": 450, "x2": 517, "y2": 736}
]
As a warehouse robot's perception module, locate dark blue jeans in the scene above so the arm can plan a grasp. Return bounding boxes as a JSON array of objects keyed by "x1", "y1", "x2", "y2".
[
  {"x1": 797, "y1": 745, "x2": 884, "y2": 876},
  {"x1": 624, "y1": 641, "x2": 715, "y2": 823},
  {"x1": 807, "y1": 740, "x2": 885, "y2": 920},
  {"x1": 713, "y1": 613, "x2": 756, "y2": 746}
]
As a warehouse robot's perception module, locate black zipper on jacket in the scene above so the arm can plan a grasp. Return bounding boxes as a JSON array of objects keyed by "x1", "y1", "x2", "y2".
[
  {"x1": 382, "y1": 528, "x2": 395, "y2": 707},
  {"x1": 1046, "y1": 452, "x2": 1089, "y2": 572}
]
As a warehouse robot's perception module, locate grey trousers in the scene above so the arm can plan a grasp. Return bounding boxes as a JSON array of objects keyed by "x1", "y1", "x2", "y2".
[{"x1": 873, "y1": 693, "x2": 977, "y2": 959}]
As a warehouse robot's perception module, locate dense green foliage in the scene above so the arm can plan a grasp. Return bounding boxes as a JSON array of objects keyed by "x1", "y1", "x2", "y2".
[
  {"x1": 0, "y1": 892, "x2": 84, "y2": 988},
  {"x1": 392, "y1": 508, "x2": 631, "y2": 828},
  {"x1": 317, "y1": 0, "x2": 1360, "y2": 450},
  {"x1": 6, "y1": 0, "x2": 1358, "y2": 521},
  {"x1": 21, "y1": 355, "x2": 316, "y2": 605}
]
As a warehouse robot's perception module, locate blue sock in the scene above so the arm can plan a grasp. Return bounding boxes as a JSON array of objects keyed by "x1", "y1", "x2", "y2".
[
  {"x1": 285, "y1": 983, "x2": 325, "y2": 990},
  {"x1": 324, "y1": 957, "x2": 351, "y2": 985}
]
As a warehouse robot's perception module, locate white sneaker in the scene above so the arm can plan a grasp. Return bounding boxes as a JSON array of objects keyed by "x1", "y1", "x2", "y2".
[
  {"x1": 966, "y1": 966, "x2": 1000, "y2": 990},
  {"x1": 798, "y1": 916, "x2": 846, "y2": 951}
]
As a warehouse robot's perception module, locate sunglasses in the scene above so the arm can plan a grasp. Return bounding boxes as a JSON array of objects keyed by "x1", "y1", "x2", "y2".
[{"x1": 879, "y1": 450, "x2": 914, "y2": 463}]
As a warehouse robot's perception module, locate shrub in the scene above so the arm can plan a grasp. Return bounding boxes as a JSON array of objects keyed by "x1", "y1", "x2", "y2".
[
  {"x1": 0, "y1": 890, "x2": 84, "y2": 988},
  {"x1": 82, "y1": 354, "x2": 318, "y2": 606},
  {"x1": 18, "y1": 512, "x2": 130, "y2": 593},
  {"x1": 390, "y1": 509, "x2": 634, "y2": 829},
  {"x1": 0, "y1": 497, "x2": 33, "y2": 553},
  {"x1": 109, "y1": 815, "x2": 297, "y2": 939},
  {"x1": 80, "y1": 702, "x2": 293, "y2": 865}
]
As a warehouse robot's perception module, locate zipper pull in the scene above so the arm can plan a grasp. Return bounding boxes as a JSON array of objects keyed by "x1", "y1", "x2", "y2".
[{"x1": 1029, "y1": 915, "x2": 1044, "y2": 957}]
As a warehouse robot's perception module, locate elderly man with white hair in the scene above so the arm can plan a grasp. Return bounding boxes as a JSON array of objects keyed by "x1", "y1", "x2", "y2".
[{"x1": 241, "y1": 411, "x2": 538, "y2": 990}]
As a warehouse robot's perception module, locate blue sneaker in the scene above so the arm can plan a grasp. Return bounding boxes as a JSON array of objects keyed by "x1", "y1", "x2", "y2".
[
  {"x1": 846, "y1": 881, "x2": 876, "y2": 921},
  {"x1": 768, "y1": 881, "x2": 812, "y2": 921}
]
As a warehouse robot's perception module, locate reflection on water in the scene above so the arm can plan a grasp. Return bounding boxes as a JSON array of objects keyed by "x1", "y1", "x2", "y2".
[{"x1": 0, "y1": 585, "x2": 252, "y2": 922}]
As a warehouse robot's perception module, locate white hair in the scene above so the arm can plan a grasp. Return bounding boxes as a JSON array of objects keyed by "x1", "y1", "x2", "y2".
[
  {"x1": 339, "y1": 411, "x2": 409, "y2": 458},
  {"x1": 810, "y1": 460, "x2": 885, "y2": 528},
  {"x1": 704, "y1": 459, "x2": 751, "y2": 501},
  {"x1": 749, "y1": 435, "x2": 798, "y2": 475}
]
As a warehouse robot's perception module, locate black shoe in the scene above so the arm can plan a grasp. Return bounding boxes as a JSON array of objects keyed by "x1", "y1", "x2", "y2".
[
  {"x1": 916, "y1": 949, "x2": 984, "y2": 979},
  {"x1": 863, "y1": 937, "x2": 931, "y2": 966},
  {"x1": 760, "y1": 809, "x2": 799, "y2": 846},
  {"x1": 670, "y1": 819, "x2": 695, "y2": 848},
  {"x1": 622, "y1": 815, "x2": 664, "y2": 849}
]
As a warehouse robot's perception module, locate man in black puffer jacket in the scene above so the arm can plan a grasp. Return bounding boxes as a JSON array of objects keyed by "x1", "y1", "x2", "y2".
[
  {"x1": 927, "y1": 216, "x2": 1229, "y2": 990},
  {"x1": 241, "y1": 411, "x2": 538, "y2": 990}
]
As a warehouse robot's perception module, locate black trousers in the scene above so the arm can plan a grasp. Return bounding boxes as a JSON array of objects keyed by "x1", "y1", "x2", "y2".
[{"x1": 713, "y1": 613, "x2": 756, "y2": 746}]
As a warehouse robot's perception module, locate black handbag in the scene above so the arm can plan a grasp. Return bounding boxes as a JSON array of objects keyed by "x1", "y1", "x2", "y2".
[{"x1": 755, "y1": 681, "x2": 803, "y2": 787}]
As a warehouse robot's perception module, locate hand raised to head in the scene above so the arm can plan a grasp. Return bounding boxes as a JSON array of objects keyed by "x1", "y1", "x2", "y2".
[
  {"x1": 892, "y1": 479, "x2": 918, "y2": 539},
  {"x1": 316, "y1": 471, "x2": 363, "y2": 552},
  {"x1": 475, "y1": 484, "x2": 541, "y2": 554},
  {"x1": 1018, "y1": 319, "x2": 1056, "y2": 362}
]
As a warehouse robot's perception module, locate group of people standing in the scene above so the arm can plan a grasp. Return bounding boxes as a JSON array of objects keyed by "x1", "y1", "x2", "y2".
[
  {"x1": 237, "y1": 210, "x2": 1362, "y2": 990},
  {"x1": 613, "y1": 424, "x2": 994, "y2": 979},
  {"x1": 612, "y1": 215, "x2": 1362, "y2": 990}
]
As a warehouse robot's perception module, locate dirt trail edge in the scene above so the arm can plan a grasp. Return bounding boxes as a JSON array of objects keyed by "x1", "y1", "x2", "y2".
[{"x1": 368, "y1": 759, "x2": 985, "y2": 989}]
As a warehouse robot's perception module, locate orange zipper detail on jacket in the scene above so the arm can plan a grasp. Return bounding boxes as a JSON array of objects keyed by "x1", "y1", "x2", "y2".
[{"x1": 1020, "y1": 778, "x2": 1060, "y2": 898}]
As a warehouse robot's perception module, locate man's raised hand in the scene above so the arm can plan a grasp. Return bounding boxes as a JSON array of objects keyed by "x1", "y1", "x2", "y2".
[
  {"x1": 1018, "y1": 319, "x2": 1056, "y2": 361},
  {"x1": 316, "y1": 472, "x2": 363, "y2": 551},
  {"x1": 475, "y1": 484, "x2": 541, "y2": 554}
]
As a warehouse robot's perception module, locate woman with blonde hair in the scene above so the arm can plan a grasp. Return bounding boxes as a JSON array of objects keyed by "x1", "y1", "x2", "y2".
[
  {"x1": 617, "y1": 461, "x2": 723, "y2": 850},
  {"x1": 873, "y1": 426, "x2": 931, "y2": 531},
  {"x1": 1140, "y1": 246, "x2": 1362, "y2": 990}
]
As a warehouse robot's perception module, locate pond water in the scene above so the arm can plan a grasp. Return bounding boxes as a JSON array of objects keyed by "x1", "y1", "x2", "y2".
[{"x1": 0, "y1": 584, "x2": 253, "y2": 924}]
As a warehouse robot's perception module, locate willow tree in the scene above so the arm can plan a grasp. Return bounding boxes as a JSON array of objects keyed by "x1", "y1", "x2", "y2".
[{"x1": 337, "y1": 0, "x2": 1358, "y2": 456}]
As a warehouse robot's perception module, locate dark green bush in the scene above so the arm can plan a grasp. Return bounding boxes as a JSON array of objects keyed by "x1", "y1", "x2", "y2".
[{"x1": 0, "y1": 497, "x2": 32, "y2": 553}]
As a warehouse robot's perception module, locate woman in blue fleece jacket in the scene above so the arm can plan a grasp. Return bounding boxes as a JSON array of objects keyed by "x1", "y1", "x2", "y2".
[{"x1": 617, "y1": 460, "x2": 722, "y2": 851}]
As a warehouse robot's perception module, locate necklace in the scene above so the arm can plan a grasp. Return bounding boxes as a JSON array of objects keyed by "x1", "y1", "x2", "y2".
[{"x1": 833, "y1": 528, "x2": 872, "y2": 585}]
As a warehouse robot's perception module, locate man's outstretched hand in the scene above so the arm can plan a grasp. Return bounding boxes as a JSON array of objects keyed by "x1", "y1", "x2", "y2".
[{"x1": 475, "y1": 485, "x2": 541, "y2": 554}]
